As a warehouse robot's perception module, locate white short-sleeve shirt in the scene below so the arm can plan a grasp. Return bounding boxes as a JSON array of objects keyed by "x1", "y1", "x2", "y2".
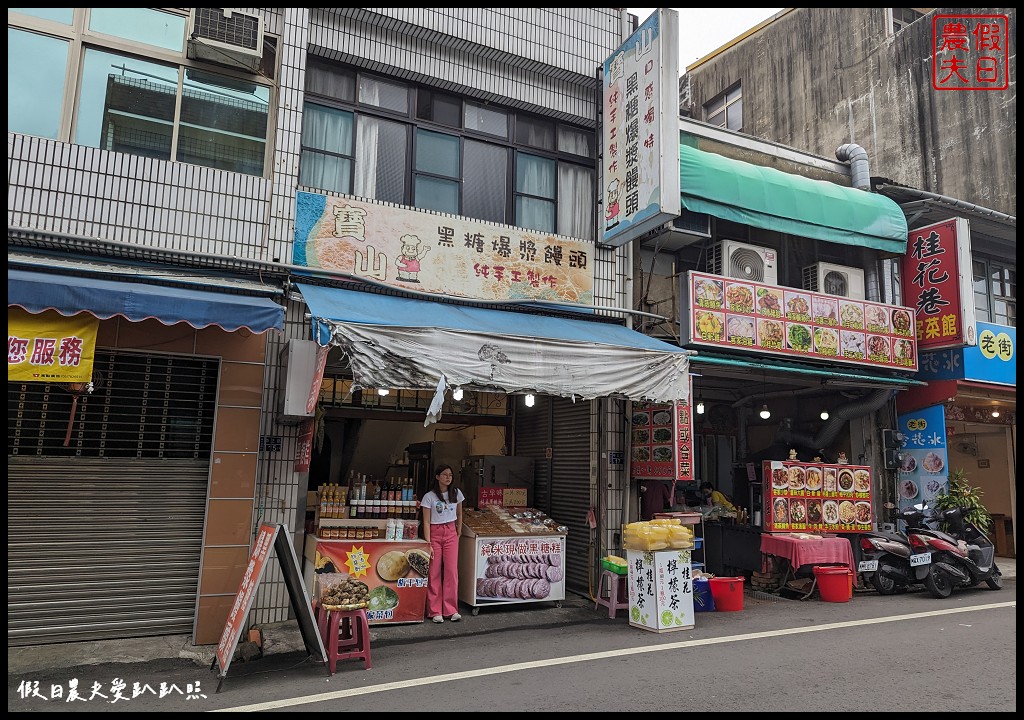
[{"x1": 421, "y1": 489, "x2": 464, "y2": 524}]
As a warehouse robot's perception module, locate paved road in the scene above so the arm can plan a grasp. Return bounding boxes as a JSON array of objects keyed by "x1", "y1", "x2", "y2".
[{"x1": 8, "y1": 581, "x2": 1015, "y2": 712}]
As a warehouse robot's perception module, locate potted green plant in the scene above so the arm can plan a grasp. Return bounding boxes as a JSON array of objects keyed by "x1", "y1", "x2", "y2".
[{"x1": 931, "y1": 467, "x2": 992, "y2": 535}]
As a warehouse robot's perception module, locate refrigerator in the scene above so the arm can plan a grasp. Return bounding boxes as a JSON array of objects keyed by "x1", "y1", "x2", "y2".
[{"x1": 460, "y1": 455, "x2": 535, "y2": 509}]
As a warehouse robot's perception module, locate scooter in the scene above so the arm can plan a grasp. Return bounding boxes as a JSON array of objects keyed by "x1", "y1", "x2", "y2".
[
  {"x1": 858, "y1": 507, "x2": 934, "y2": 595},
  {"x1": 902, "y1": 502, "x2": 1003, "y2": 599}
]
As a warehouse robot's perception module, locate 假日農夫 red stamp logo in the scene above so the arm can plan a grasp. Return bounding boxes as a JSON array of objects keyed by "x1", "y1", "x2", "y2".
[{"x1": 932, "y1": 14, "x2": 1009, "y2": 90}]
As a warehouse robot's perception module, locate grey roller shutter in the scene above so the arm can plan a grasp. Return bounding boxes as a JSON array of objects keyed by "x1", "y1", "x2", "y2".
[
  {"x1": 548, "y1": 399, "x2": 592, "y2": 596},
  {"x1": 8, "y1": 458, "x2": 208, "y2": 646},
  {"x1": 513, "y1": 396, "x2": 552, "y2": 514}
]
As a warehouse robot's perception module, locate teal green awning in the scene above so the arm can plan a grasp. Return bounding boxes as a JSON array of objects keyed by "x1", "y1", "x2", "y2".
[
  {"x1": 679, "y1": 144, "x2": 909, "y2": 254},
  {"x1": 691, "y1": 351, "x2": 925, "y2": 387}
]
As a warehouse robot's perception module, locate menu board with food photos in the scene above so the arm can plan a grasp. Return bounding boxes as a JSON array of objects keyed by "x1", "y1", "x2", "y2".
[
  {"x1": 762, "y1": 460, "x2": 873, "y2": 533},
  {"x1": 630, "y1": 396, "x2": 694, "y2": 482},
  {"x1": 682, "y1": 271, "x2": 918, "y2": 372}
]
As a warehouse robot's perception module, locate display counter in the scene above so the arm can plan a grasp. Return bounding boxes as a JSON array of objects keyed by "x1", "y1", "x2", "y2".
[
  {"x1": 457, "y1": 506, "x2": 567, "y2": 614},
  {"x1": 304, "y1": 519, "x2": 429, "y2": 625}
]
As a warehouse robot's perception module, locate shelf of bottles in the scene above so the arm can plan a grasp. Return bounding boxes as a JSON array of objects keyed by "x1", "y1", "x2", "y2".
[{"x1": 315, "y1": 472, "x2": 420, "y2": 536}]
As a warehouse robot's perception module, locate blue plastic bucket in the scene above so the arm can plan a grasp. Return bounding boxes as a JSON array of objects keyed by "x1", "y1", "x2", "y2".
[{"x1": 693, "y1": 577, "x2": 715, "y2": 612}]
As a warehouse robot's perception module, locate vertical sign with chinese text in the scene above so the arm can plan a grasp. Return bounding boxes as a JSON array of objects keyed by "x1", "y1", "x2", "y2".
[
  {"x1": 600, "y1": 9, "x2": 680, "y2": 247},
  {"x1": 897, "y1": 406, "x2": 949, "y2": 518},
  {"x1": 901, "y1": 218, "x2": 976, "y2": 351},
  {"x1": 626, "y1": 548, "x2": 694, "y2": 632}
]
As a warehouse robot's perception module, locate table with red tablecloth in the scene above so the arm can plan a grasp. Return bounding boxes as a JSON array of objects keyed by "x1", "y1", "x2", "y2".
[{"x1": 760, "y1": 533, "x2": 855, "y2": 598}]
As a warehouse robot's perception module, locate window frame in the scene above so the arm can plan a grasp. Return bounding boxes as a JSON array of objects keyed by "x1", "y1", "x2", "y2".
[
  {"x1": 973, "y1": 256, "x2": 1017, "y2": 327},
  {"x1": 7, "y1": 8, "x2": 277, "y2": 177},
  {"x1": 300, "y1": 59, "x2": 596, "y2": 241},
  {"x1": 704, "y1": 83, "x2": 742, "y2": 132}
]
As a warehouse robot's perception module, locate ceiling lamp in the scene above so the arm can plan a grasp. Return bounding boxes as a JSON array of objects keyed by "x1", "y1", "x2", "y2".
[
  {"x1": 452, "y1": 387, "x2": 464, "y2": 401},
  {"x1": 376, "y1": 388, "x2": 390, "y2": 396},
  {"x1": 991, "y1": 408, "x2": 1000, "y2": 418},
  {"x1": 759, "y1": 403, "x2": 771, "y2": 420},
  {"x1": 696, "y1": 398, "x2": 705, "y2": 415},
  {"x1": 820, "y1": 410, "x2": 830, "y2": 420},
  {"x1": 524, "y1": 393, "x2": 536, "y2": 408}
]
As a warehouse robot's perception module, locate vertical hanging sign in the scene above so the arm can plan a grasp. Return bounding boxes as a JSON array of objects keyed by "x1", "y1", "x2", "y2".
[{"x1": 601, "y1": 9, "x2": 681, "y2": 247}]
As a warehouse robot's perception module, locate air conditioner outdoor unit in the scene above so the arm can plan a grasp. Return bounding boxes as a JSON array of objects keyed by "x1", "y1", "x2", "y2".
[
  {"x1": 187, "y1": 8, "x2": 264, "y2": 73},
  {"x1": 709, "y1": 240, "x2": 778, "y2": 285},
  {"x1": 802, "y1": 262, "x2": 866, "y2": 300}
]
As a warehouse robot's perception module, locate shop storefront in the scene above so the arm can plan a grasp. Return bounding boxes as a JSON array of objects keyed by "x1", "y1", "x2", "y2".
[{"x1": 7, "y1": 263, "x2": 284, "y2": 646}]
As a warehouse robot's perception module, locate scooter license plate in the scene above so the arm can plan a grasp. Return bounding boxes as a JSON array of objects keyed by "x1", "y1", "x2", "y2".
[
  {"x1": 910, "y1": 552, "x2": 932, "y2": 567},
  {"x1": 858, "y1": 560, "x2": 878, "y2": 572}
]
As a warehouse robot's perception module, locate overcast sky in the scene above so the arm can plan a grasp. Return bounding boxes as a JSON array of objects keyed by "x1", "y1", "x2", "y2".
[{"x1": 627, "y1": 8, "x2": 785, "y2": 68}]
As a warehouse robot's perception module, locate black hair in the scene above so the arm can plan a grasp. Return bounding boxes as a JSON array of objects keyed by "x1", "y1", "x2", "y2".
[
  {"x1": 700, "y1": 481, "x2": 713, "y2": 491},
  {"x1": 427, "y1": 463, "x2": 457, "y2": 503}
]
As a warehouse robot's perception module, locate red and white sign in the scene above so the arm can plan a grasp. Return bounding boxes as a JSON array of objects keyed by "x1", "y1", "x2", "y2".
[
  {"x1": 216, "y1": 524, "x2": 277, "y2": 673},
  {"x1": 630, "y1": 388, "x2": 693, "y2": 481},
  {"x1": 932, "y1": 14, "x2": 1009, "y2": 91},
  {"x1": 682, "y1": 271, "x2": 918, "y2": 371},
  {"x1": 901, "y1": 217, "x2": 977, "y2": 350}
]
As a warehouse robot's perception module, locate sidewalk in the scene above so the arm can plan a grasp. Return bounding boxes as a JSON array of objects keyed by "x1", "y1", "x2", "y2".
[{"x1": 8, "y1": 556, "x2": 1015, "y2": 677}]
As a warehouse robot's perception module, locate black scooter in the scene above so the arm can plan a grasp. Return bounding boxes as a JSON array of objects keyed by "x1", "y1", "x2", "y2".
[
  {"x1": 902, "y1": 502, "x2": 1003, "y2": 599},
  {"x1": 858, "y1": 522, "x2": 931, "y2": 595}
]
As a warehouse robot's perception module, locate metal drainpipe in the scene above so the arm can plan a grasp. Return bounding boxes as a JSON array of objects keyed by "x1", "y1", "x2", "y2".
[
  {"x1": 775, "y1": 388, "x2": 894, "y2": 452},
  {"x1": 836, "y1": 143, "x2": 871, "y2": 191}
]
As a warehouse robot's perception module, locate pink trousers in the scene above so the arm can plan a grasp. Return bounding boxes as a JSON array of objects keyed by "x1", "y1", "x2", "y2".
[{"x1": 427, "y1": 521, "x2": 459, "y2": 617}]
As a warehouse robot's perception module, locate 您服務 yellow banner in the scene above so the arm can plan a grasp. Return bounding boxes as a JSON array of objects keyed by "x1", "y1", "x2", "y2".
[{"x1": 8, "y1": 308, "x2": 99, "y2": 383}]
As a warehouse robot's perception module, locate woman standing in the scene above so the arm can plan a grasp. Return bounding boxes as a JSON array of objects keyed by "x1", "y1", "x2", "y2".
[{"x1": 421, "y1": 464, "x2": 464, "y2": 623}]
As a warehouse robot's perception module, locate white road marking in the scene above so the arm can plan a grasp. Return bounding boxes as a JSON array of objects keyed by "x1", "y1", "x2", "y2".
[{"x1": 213, "y1": 601, "x2": 1015, "y2": 711}]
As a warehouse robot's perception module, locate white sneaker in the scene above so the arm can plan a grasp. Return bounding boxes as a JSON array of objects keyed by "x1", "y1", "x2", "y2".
[
  {"x1": 450, "y1": 612, "x2": 462, "y2": 622},
  {"x1": 432, "y1": 615, "x2": 444, "y2": 624}
]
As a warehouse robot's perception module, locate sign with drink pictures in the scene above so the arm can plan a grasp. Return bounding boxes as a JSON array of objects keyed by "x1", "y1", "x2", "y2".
[
  {"x1": 896, "y1": 405, "x2": 949, "y2": 516},
  {"x1": 681, "y1": 270, "x2": 918, "y2": 371},
  {"x1": 626, "y1": 548, "x2": 694, "y2": 633}
]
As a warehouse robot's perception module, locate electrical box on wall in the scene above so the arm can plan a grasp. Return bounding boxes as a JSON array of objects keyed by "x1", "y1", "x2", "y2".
[{"x1": 278, "y1": 339, "x2": 318, "y2": 425}]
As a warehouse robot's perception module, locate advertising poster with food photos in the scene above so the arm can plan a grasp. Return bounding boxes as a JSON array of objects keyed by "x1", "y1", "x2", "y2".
[
  {"x1": 763, "y1": 461, "x2": 873, "y2": 533},
  {"x1": 896, "y1": 405, "x2": 949, "y2": 515},
  {"x1": 682, "y1": 271, "x2": 918, "y2": 372},
  {"x1": 630, "y1": 393, "x2": 694, "y2": 482},
  {"x1": 467, "y1": 535, "x2": 566, "y2": 606},
  {"x1": 314, "y1": 540, "x2": 429, "y2": 624}
]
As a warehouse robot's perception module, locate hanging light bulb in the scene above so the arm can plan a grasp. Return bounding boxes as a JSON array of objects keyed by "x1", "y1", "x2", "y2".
[
  {"x1": 696, "y1": 399, "x2": 705, "y2": 415},
  {"x1": 759, "y1": 403, "x2": 771, "y2": 420},
  {"x1": 820, "y1": 410, "x2": 830, "y2": 420},
  {"x1": 991, "y1": 408, "x2": 1000, "y2": 418},
  {"x1": 377, "y1": 388, "x2": 390, "y2": 396},
  {"x1": 524, "y1": 393, "x2": 536, "y2": 408},
  {"x1": 452, "y1": 387, "x2": 464, "y2": 401}
]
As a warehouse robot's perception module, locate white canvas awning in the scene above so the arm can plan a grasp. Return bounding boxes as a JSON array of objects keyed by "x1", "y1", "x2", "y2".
[{"x1": 297, "y1": 284, "x2": 691, "y2": 405}]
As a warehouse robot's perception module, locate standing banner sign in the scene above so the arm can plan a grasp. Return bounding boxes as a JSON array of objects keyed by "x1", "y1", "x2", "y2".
[{"x1": 213, "y1": 524, "x2": 325, "y2": 691}]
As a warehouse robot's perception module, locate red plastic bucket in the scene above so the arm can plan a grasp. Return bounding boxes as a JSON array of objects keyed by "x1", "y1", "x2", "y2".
[
  {"x1": 814, "y1": 566, "x2": 853, "y2": 602},
  {"x1": 708, "y1": 576, "x2": 744, "y2": 611}
]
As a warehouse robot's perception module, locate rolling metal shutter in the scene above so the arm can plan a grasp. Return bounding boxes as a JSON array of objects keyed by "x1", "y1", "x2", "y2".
[
  {"x1": 549, "y1": 399, "x2": 593, "y2": 596},
  {"x1": 7, "y1": 350, "x2": 216, "y2": 647},
  {"x1": 514, "y1": 396, "x2": 593, "y2": 597}
]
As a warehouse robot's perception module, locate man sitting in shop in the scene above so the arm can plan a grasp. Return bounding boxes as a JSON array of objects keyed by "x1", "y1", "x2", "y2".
[{"x1": 639, "y1": 479, "x2": 676, "y2": 520}]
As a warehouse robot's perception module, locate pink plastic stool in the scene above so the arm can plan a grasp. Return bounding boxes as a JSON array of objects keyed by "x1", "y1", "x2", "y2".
[
  {"x1": 595, "y1": 569, "x2": 630, "y2": 618},
  {"x1": 316, "y1": 604, "x2": 372, "y2": 673}
]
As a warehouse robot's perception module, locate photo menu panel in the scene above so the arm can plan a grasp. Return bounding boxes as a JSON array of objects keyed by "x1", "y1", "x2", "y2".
[{"x1": 763, "y1": 460, "x2": 873, "y2": 533}]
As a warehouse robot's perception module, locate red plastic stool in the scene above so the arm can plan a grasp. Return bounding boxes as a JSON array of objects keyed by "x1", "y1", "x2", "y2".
[
  {"x1": 595, "y1": 569, "x2": 630, "y2": 619},
  {"x1": 316, "y1": 604, "x2": 372, "y2": 673}
]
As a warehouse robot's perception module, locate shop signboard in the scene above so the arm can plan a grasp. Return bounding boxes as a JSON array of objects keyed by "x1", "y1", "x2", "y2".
[
  {"x1": 478, "y1": 487, "x2": 528, "y2": 508},
  {"x1": 314, "y1": 540, "x2": 429, "y2": 624},
  {"x1": 293, "y1": 191, "x2": 595, "y2": 306},
  {"x1": 681, "y1": 271, "x2": 918, "y2": 371},
  {"x1": 763, "y1": 460, "x2": 873, "y2": 533},
  {"x1": 626, "y1": 548, "x2": 694, "y2": 633},
  {"x1": 600, "y1": 9, "x2": 680, "y2": 247},
  {"x1": 8, "y1": 308, "x2": 98, "y2": 383},
  {"x1": 917, "y1": 321, "x2": 1015, "y2": 386},
  {"x1": 901, "y1": 217, "x2": 977, "y2": 350},
  {"x1": 460, "y1": 534, "x2": 566, "y2": 607},
  {"x1": 896, "y1": 405, "x2": 949, "y2": 515},
  {"x1": 630, "y1": 391, "x2": 693, "y2": 482}
]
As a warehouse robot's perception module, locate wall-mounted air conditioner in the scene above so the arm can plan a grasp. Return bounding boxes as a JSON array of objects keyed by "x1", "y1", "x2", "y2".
[
  {"x1": 672, "y1": 208, "x2": 712, "y2": 238},
  {"x1": 187, "y1": 8, "x2": 264, "y2": 74},
  {"x1": 802, "y1": 262, "x2": 866, "y2": 300},
  {"x1": 709, "y1": 240, "x2": 778, "y2": 285}
]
